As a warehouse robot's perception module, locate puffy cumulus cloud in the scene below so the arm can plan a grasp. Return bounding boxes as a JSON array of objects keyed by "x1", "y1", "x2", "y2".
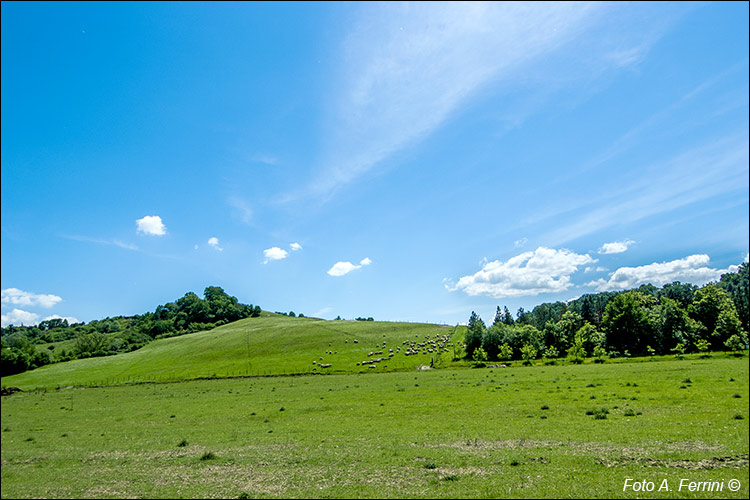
[
  {"x1": 1, "y1": 288, "x2": 62, "y2": 308},
  {"x1": 136, "y1": 215, "x2": 167, "y2": 236},
  {"x1": 42, "y1": 315, "x2": 80, "y2": 325},
  {"x1": 1, "y1": 308, "x2": 40, "y2": 327},
  {"x1": 208, "y1": 237, "x2": 223, "y2": 251},
  {"x1": 590, "y1": 254, "x2": 738, "y2": 292},
  {"x1": 263, "y1": 247, "x2": 288, "y2": 263},
  {"x1": 449, "y1": 247, "x2": 595, "y2": 298},
  {"x1": 290, "y1": 243, "x2": 303, "y2": 251},
  {"x1": 327, "y1": 257, "x2": 372, "y2": 277},
  {"x1": 598, "y1": 239, "x2": 635, "y2": 254}
]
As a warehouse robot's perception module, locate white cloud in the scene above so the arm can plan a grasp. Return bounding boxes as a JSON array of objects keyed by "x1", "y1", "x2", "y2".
[
  {"x1": 449, "y1": 247, "x2": 595, "y2": 298},
  {"x1": 584, "y1": 266, "x2": 608, "y2": 273},
  {"x1": 42, "y1": 315, "x2": 80, "y2": 325},
  {"x1": 290, "y1": 243, "x2": 303, "y2": 251},
  {"x1": 514, "y1": 237, "x2": 528, "y2": 248},
  {"x1": 263, "y1": 247, "x2": 288, "y2": 263},
  {"x1": 328, "y1": 262, "x2": 359, "y2": 277},
  {"x1": 539, "y1": 133, "x2": 749, "y2": 246},
  {"x1": 312, "y1": 306, "x2": 333, "y2": 318},
  {"x1": 208, "y1": 237, "x2": 223, "y2": 251},
  {"x1": 286, "y1": 2, "x2": 687, "y2": 203},
  {"x1": 591, "y1": 254, "x2": 738, "y2": 292},
  {"x1": 303, "y1": 2, "x2": 602, "y2": 200},
  {"x1": 60, "y1": 235, "x2": 139, "y2": 251},
  {"x1": 328, "y1": 257, "x2": 372, "y2": 277},
  {"x1": 1, "y1": 288, "x2": 62, "y2": 308},
  {"x1": 1, "y1": 308, "x2": 40, "y2": 327},
  {"x1": 136, "y1": 215, "x2": 166, "y2": 236},
  {"x1": 598, "y1": 239, "x2": 635, "y2": 254},
  {"x1": 228, "y1": 197, "x2": 253, "y2": 225}
]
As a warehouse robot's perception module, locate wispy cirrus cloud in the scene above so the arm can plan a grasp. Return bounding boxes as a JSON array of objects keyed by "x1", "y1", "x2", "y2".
[
  {"x1": 541, "y1": 133, "x2": 749, "y2": 246},
  {"x1": 228, "y1": 196, "x2": 253, "y2": 225},
  {"x1": 61, "y1": 234, "x2": 139, "y2": 251},
  {"x1": 285, "y1": 1, "x2": 689, "y2": 203}
]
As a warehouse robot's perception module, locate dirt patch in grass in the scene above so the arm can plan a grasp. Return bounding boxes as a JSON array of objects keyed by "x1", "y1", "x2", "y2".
[
  {"x1": 423, "y1": 439, "x2": 723, "y2": 456},
  {"x1": 596, "y1": 454, "x2": 749, "y2": 470}
]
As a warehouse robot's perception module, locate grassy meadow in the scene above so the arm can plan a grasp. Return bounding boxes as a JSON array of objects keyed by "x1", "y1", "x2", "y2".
[
  {"x1": 2, "y1": 354, "x2": 748, "y2": 498},
  {"x1": 3, "y1": 317, "x2": 461, "y2": 390}
]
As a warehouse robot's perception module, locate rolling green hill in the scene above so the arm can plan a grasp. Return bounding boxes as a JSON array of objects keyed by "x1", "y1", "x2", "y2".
[{"x1": 2, "y1": 316, "x2": 464, "y2": 390}]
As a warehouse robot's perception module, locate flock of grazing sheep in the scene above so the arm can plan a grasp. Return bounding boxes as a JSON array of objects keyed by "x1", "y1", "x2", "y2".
[{"x1": 310, "y1": 332, "x2": 454, "y2": 372}]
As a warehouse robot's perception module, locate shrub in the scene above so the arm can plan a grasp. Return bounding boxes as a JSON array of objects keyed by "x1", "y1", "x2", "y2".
[
  {"x1": 520, "y1": 343, "x2": 537, "y2": 365},
  {"x1": 498, "y1": 343, "x2": 513, "y2": 361},
  {"x1": 472, "y1": 347, "x2": 488, "y2": 364},
  {"x1": 199, "y1": 452, "x2": 216, "y2": 461},
  {"x1": 591, "y1": 408, "x2": 609, "y2": 419},
  {"x1": 566, "y1": 340, "x2": 585, "y2": 364}
]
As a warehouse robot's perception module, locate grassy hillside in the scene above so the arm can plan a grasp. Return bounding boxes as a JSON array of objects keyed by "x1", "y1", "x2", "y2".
[
  {"x1": 2, "y1": 316, "x2": 463, "y2": 390},
  {"x1": 1, "y1": 358, "x2": 747, "y2": 498}
]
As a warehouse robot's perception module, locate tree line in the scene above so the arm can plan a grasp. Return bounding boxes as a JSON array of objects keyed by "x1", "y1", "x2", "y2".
[
  {"x1": 1, "y1": 286, "x2": 261, "y2": 376},
  {"x1": 464, "y1": 262, "x2": 749, "y2": 363}
]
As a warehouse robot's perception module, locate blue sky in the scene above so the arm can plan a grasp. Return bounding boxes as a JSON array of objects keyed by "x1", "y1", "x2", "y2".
[{"x1": 2, "y1": 2, "x2": 748, "y2": 327}]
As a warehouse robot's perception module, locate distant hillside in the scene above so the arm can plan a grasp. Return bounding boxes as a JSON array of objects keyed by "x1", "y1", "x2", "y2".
[
  {"x1": 2, "y1": 316, "x2": 463, "y2": 390},
  {"x1": 1, "y1": 286, "x2": 261, "y2": 376}
]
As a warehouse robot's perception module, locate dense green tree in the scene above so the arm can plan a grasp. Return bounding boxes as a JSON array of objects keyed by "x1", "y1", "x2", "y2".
[
  {"x1": 481, "y1": 325, "x2": 502, "y2": 360},
  {"x1": 690, "y1": 284, "x2": 737, "y2": 349},
  {"x1": 719, "y1": 262, "x2": 749, "y2": 333},
  {"x1": 573, "y1": 322, "x2": 602, "y2": 355},
  {"x1": 715, "y1": 308, "x2": 747, "y2": 348},
  {"x1": 464, "y1": 311, "x2": 486, "y2": 358},
  {"x1": 649, "y1": 296, "x2": 702, "y2": 353},
  {"x1": 658, "y1": 281, "x2": 697, "y2": 308},
  {"x1": 602, "y1": 291, "x2": 654, "y2": 355},
  {"x1": 492, "y1": 306, "x2": 503, "y2": 327}
]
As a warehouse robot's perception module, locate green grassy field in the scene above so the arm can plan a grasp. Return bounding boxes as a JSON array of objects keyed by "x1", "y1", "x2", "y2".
[
  {"x1": 2, "y1": 356, "x2": 748, "y2": 498},
  {"x1": 1, "y1": 317, "x2": 748, "y2": 498},
  {"x1": 3, "y1": 317, "x2": 462, "y2": 390}
]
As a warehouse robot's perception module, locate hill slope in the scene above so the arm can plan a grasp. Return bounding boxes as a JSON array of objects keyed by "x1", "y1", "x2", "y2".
[{"x1": 2, "y1": 316, "x2": 463, "y2": 389}]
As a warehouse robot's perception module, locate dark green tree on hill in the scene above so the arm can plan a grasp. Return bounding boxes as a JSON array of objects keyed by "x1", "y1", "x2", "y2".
[
  {"x1": 602, "y1": 291, "x2": 654, "y2": 355},
  {"x1": 464, "y1": 311, "x2": 486, "y2": 358}
]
